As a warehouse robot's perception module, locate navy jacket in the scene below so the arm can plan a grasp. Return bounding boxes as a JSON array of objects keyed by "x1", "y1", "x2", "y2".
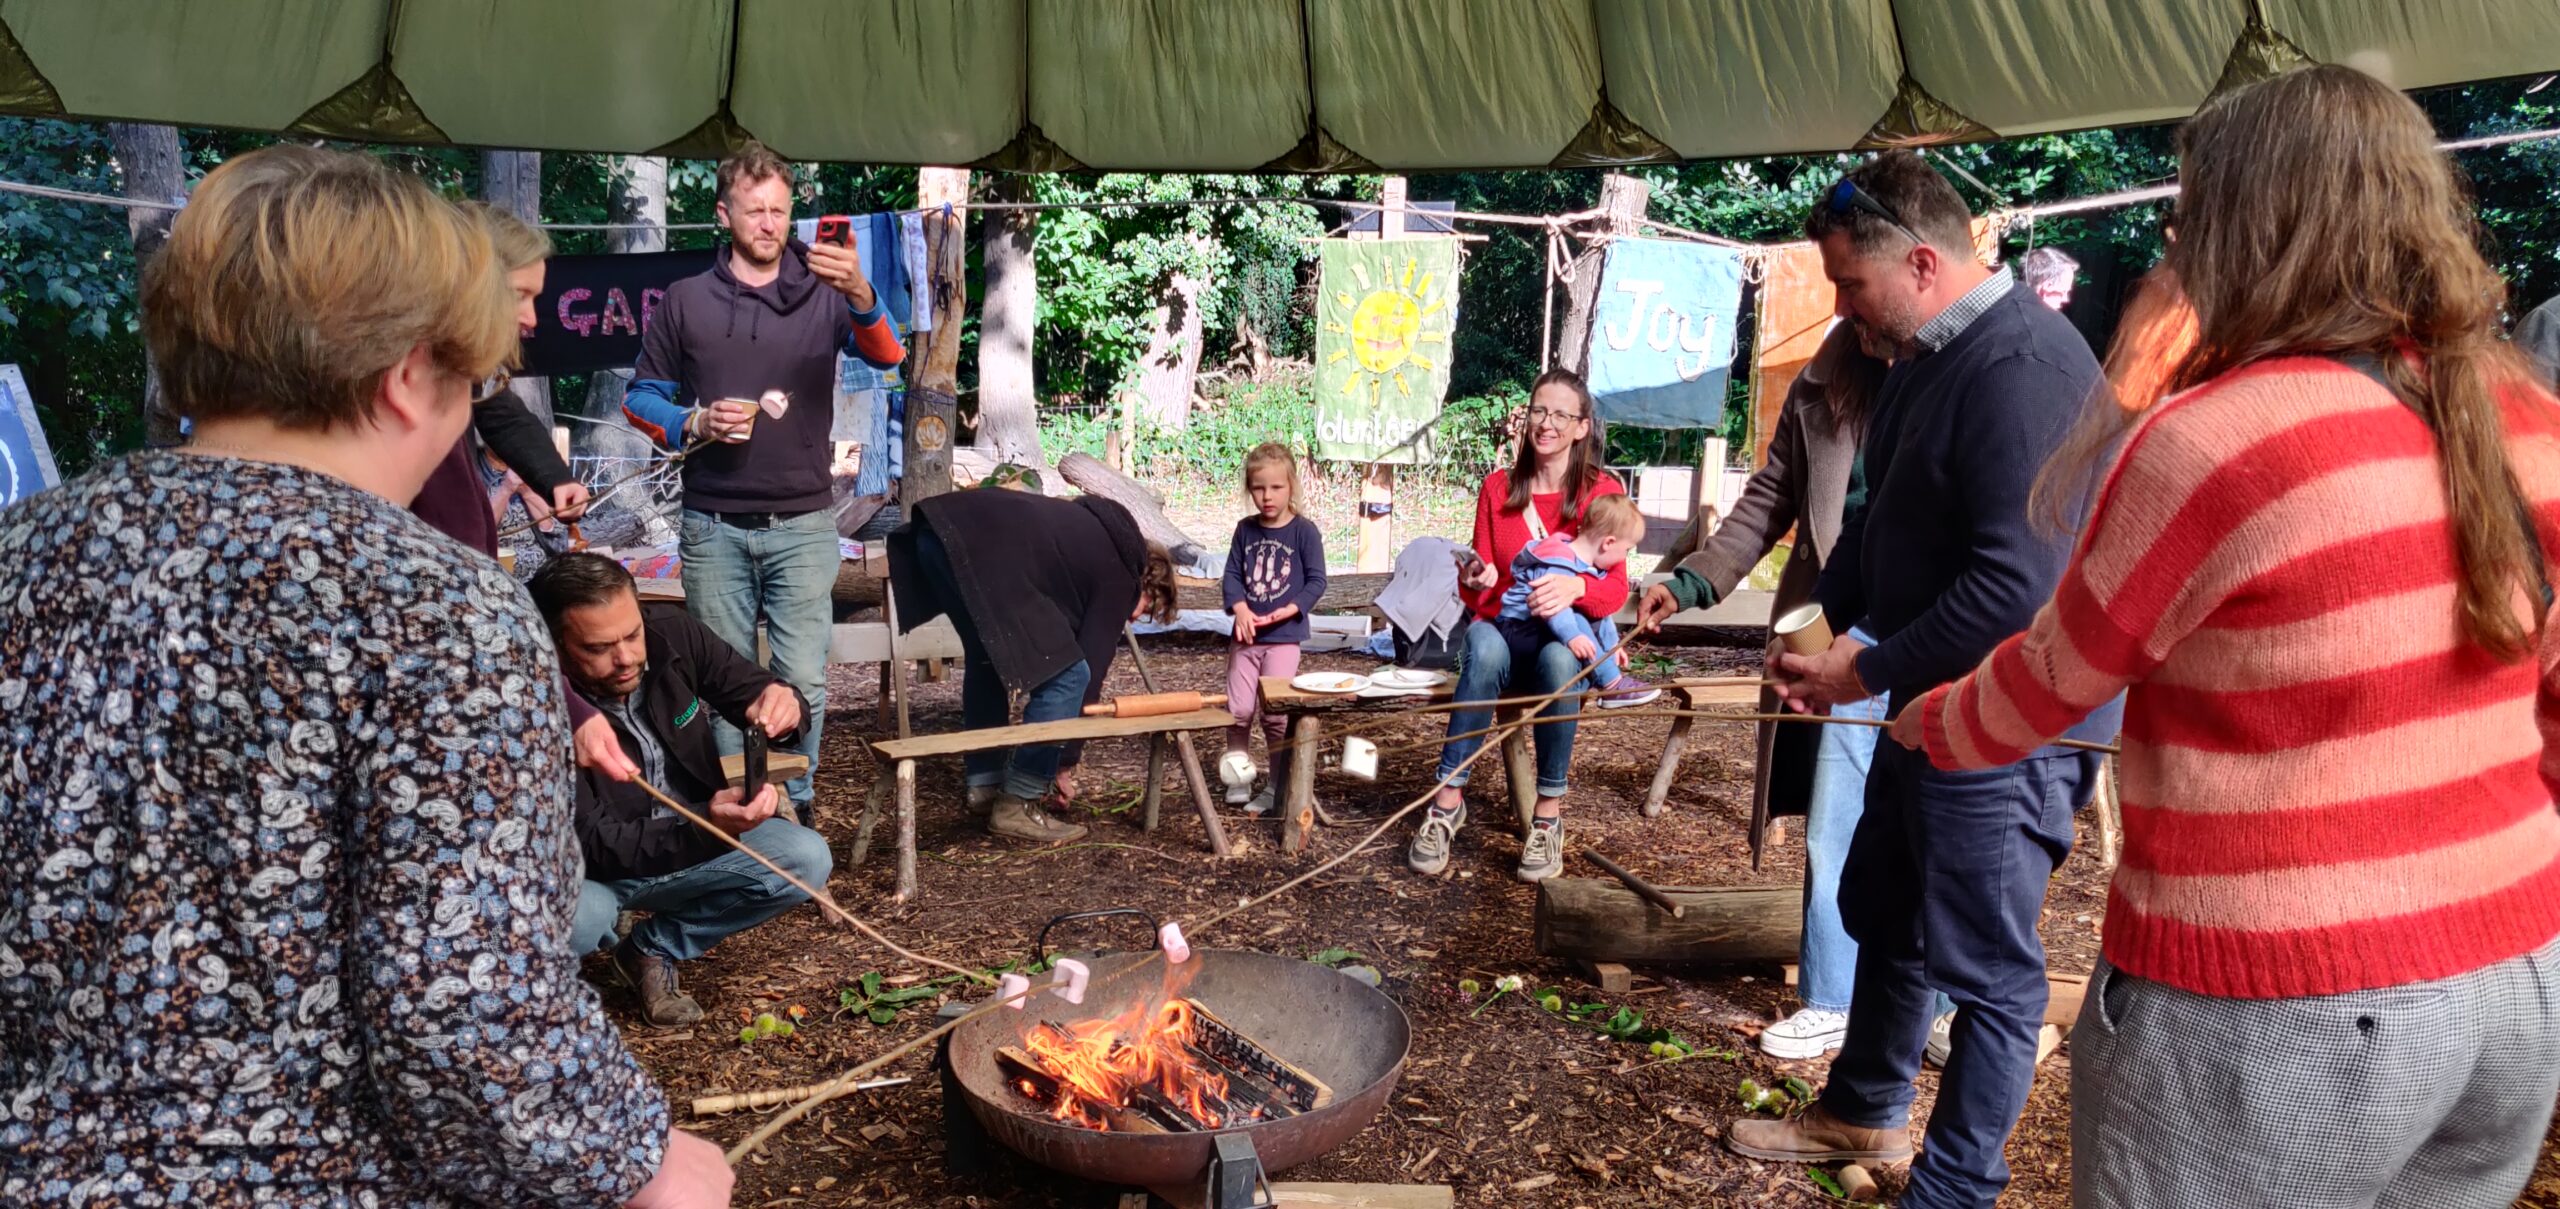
[{"x1": 1815, "y1": 288, "x2": 2124, "y2": 749}]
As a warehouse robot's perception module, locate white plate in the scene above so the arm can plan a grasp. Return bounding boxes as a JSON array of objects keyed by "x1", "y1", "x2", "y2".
[
  {"x1": 1291, "y1": 671, "x2": 1372, "y2": 695},
  {"x1": 1371, "y1": 667, "x2": 1447, "y2": 690}
]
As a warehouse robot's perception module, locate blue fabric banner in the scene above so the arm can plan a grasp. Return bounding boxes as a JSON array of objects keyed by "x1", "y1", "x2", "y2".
[{"x1": 1582, "y1": 239, "x2": 1745, "y2": 429}]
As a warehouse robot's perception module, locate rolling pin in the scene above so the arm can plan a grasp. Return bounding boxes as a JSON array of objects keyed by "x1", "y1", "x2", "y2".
[{"x1": 1082, "y1": 691, "x2": 1228, "y2": 718}]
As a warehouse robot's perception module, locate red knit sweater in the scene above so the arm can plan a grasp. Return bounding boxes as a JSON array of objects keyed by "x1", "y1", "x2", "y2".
[
  {"x1": 1914, "y1": 358, "x2": 2560, "y2": 999},
  {"x1": 1461, "y1": 469, "x2": 1631, "y2": 622}
]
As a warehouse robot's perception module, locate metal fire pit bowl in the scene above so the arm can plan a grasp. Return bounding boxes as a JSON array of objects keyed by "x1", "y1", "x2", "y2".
[{"x1": 947, "y1": 948, "x2": 1411, "y2": 1191}]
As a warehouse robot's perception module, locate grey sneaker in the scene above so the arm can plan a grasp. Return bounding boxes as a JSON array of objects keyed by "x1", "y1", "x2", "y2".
[
  {"x1": 1244, "y1": 784, "x2": 1276, "y2": 816},
  {"x1": 1515, "y1": 819, "x2": 1565, "y2": 883},
  {"x1": 1923, "y1": 1009, "x2": 1957, "y2": 1068},
  {"x1": 988, "y1": 793, "x2": 1088, "y2": 843},
  {"x1": 1406, "y1": 802, "x2": 1466, "y2": 875}
]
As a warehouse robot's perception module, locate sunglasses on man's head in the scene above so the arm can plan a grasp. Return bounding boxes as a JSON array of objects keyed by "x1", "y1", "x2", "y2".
[{"x1": 1823, "y1": 178, "x2": 1926, "y2": 250}]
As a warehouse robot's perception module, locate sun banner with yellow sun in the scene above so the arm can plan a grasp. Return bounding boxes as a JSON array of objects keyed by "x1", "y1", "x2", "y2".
[{"x1": 1313, "y1": 239, "x2": 1460, "y2": 464}]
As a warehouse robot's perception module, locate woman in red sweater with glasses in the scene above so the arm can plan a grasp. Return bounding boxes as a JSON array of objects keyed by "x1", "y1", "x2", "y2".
[
  {"x1": 1407, "y1": 369, "x2": 1636, "y2": 883},
  {"x1": 1891, "y1": 65, "x2": 2560, "y2": 1207}
]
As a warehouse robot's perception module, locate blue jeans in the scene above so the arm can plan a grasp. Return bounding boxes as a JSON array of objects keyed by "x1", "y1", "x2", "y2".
[
  {"x1": 573, "y1": 818, "x2": 833, "y2": 961},
  {"x1": 1800, "y1": 690, "x2": 1885, "y2": 1013},
  {"x1": 678, "y1": 508, "x2": 837, "y2": 810},
  {"x1": 908, "y1": 525, "x2": 1092, "y2": 801},
  {"x1": 1434, "y1": 619, "x2": 1583, "y2": 798},
  {"x1": 1825, "y1": 742, "x2": 2102, "y2": 1209}
]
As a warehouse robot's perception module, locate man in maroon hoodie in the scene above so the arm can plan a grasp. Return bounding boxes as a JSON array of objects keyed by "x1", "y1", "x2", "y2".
[{"x1": 623, "y1": 141, "x2": 905, "y2": 822}]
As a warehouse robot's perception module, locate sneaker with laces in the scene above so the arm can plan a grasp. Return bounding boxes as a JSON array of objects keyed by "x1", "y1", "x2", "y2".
[
  {"x1": 1923, "y1": 1009, "x2": 1957, "y2": 1068},
  {"x1": 1406, "y1": 802, "x2": 1466, "y2": 875},
  {"x1": 1515, "y1": 818, "x2": 1565, "y2": 883},
  {"x1": 1596, "y1": 675, "x2": 1662, "y2": 709},
  {"x1": 1760, "y1": 1006, "x2": 1851, "y2": 1059}
]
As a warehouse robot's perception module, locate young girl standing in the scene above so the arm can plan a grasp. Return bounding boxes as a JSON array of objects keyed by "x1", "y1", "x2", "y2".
[{"x1": 1221, "y1": 442, "x2": 1328, "y2": 814}]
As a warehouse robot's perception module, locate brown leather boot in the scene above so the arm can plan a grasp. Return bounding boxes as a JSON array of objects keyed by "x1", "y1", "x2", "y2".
[
  {"x1": 988, "y1": 793, "x2": 1088, "y2": 843},
  {"x1": 1726, "y1": 1102, "x2": 1915, "y2": 1165},
  {"x1": 611, "y1": 940, "x2": 703, "y2": 1027}
]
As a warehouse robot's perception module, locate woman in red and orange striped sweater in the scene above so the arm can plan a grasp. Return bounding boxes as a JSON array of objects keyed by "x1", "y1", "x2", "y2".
[{"x1": 1891, "y1": 65, "x2": 2560, "y2": 1207}]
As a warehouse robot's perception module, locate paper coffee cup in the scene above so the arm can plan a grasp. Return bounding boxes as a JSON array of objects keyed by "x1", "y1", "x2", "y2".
[
  {"x1": 714, "y1": 397, "x2": 757, "y2": 443},
  {"x1": 1773, "y1": 603, "x2": 1834, "y2": 656}
]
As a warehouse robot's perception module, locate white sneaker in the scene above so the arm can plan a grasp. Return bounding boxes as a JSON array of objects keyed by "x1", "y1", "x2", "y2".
[
  {"x1": 1244, "y1": 784, "x2": 1276, "y2": 816},
  {"x1": 1923, "y1": 1010, "x2": 1957, "y2": 1068},
  {"x1": 1219, "y1": 752, "x2": 1256, "y2": 805},
  {"x1": 1760, "y1": 1006, "x2": 1851, "y2": 1060}
]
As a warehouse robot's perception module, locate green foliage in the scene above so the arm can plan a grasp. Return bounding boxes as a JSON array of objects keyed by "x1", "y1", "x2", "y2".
[
  {"x1": 1306, "y1": 947, "x2": 1362, "y2": 968},
  {"x1": 839, "y1": 970, "x2": 955, "y2": 1026}
]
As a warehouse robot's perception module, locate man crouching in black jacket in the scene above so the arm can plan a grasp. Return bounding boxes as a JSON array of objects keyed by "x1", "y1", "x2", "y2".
[{"x1": 530, "y1": 552, "x2": 831, "y2": 1026}]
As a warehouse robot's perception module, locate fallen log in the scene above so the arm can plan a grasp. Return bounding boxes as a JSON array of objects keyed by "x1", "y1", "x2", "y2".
[
  {"x1": 1058, "y1": 451, "x2": 1208, "y2": 566},
  {"x1": 1532, "y1": 878, "x2": 1800, "y2": 966}
]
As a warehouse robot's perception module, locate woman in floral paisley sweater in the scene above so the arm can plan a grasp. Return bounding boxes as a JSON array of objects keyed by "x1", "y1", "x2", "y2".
[{"x1": 0, "y1": 148, "x2": 728, "y2": 1206}]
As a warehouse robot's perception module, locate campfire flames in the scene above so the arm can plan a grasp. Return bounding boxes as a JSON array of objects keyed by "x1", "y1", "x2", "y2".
[{"x1": 1016, "y1": 998, "x2": 1257, "y2": 1131}]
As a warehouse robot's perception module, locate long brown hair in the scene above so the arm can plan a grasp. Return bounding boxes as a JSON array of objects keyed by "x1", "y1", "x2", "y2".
[
  {"x1": 2028, "y1": 266, "x2": 2200, "y2": 532},
  {"x1": 2163, "y1": 64, "x2": 2545, "y2": 659},
  {"x1": 1504, "y1": 368, "x2": 1608, "y2": 526},
  {"x1": 1804, "y1": 321, "x2": 1887, "y2": 434}
]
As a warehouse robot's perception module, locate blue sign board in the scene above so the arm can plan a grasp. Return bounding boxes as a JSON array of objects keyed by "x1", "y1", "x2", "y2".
[
  {"x1": 1582, "y1": 239, "x2": 1745, "y2": 429},
  {"x1": 0, "y1": 365, "x2": 60, "y2": 507}
]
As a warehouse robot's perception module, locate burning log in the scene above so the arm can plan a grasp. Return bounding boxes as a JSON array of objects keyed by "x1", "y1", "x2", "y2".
[
  {"x1": 996, "y1": 997, "x2": 1328, "y2": 1135},
  {"x1": 1187, "y1": 1001, "x2": 1333, "y2": 1111}
]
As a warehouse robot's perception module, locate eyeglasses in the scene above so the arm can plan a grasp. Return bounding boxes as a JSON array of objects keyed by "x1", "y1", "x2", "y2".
[
  {"x1": 1524, "y1": 405, "x2": 1586, "y2": 429},
  {"x1": 1823, "y1": 178, "x2": 1926, "y2": 249},
  {"x1": 471, "y1": 368, "x2": 513, "y2": 406}
]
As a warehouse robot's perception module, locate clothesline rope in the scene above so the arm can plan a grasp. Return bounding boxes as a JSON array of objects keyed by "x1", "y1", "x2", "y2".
[{"x1": 7, "y1": 122, "x2": 2555, "y2": 240}]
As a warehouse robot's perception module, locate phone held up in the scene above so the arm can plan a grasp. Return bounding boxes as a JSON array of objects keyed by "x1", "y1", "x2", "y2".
[{"x1": 815, "y1": 215, "x2": 853, "y2": 249}]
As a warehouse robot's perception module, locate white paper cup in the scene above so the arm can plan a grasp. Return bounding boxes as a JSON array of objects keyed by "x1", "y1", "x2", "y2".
[
  {"x1": 1772, "y1": 603, "x2": 1835, "y2": 656},
  {"x1": 714, "y1": 397, "x2": 758, "y2": 443}
]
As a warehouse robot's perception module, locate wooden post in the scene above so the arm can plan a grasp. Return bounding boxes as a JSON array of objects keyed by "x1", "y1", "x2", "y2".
[
  {"x1": 1695, "y1": 436, "x2": 1728, "y2": 533},
  {"x1": 892, "y1": 760, "x2": 919, "y2": 903},
  {"x1": 1500, "y1": 711, "x2": 1538, "y2": 835},
  {"x1": 1353, "y1": 177, "x2": 1407, "y2": 575},
  {"x1": 1643, "y1": 689, "x2": 1698, "y2": 818},
  {"x1": 903, "y1": 167, "x2": 970, "y2": 509},
  {"x1": 1142, "y1": 734, "x2": 1167, "y2": 832},
  {"x1": 1282, "y1": 714, "x2": 1322, "y2": 854}
]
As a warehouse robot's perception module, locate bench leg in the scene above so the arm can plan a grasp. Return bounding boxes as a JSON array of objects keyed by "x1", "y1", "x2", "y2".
[
  {"x1": 1282, "y1": 714, "x2": 1321, "y2": 855},
  {"x1": 851, "y1": 763, "x2": 889, "y2": 868},
  {"x1": 1500, "y1": 709, "x2": 1537, "y2": 836},
  {"x1": 1142, "y1": 734, "x2": 1166, "y2": 832},
  {"x1": 892, "y1": 760, "x2": 918, "y2": 904},
  {"x1": 1173, "y1": 731, "x2": 1231, "y2": 857},
  {"x1": 874, "y1": 661, "x2": 894, "y2": 729},
  {"x1": 1645, "y1": 714, "x2": 1695, "y2": 819}
]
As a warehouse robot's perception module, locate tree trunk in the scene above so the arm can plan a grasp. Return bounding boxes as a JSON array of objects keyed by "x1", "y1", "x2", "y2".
[
  {"x1": 901, "y1": 167, "x2": 970, "y2": 508},
  {"x1": 479, "y1": 150, "x2": 551, "y2": 427},
  {"x1": 1532, "y1": 878, "x2": 1800, "y2": 965},
  {"x1": 1555, "y1": 173, "x2": 1649, "y2": 377},
  {"x1": 581, "y1": 155, "x2": 666, "y2": 468},
  {"x1": 110, "y1": 123, "x2": 183, "y2": 446},
  {"x1": 1057, "y1": 451, "x2": 1207, "y2": 566},
  {"x1": 1126, "y1": 251, "x2": 1207, "y2": 433},
  {"x1": 974, "y1": 174, "x2": 1042, "y2": 464}
]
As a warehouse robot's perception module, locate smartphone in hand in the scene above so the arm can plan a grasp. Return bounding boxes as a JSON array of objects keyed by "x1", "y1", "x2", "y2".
[{"x1": 815, "y1": 215, "x2": 853, "y2": 248}]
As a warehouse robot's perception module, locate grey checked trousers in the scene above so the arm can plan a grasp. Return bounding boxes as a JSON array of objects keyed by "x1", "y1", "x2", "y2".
[{"x1": 2070, "y1": 934, "x2": 2560, "y2": 1208}]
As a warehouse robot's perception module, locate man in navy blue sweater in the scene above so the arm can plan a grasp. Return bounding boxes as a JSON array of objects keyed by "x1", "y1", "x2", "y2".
[
  {"x1": 1726, "y1": 153, "x2": 2120, "y2": 1209},
  {"x1": 622, "y1": 142, "x2": 905, "y2": 823}
]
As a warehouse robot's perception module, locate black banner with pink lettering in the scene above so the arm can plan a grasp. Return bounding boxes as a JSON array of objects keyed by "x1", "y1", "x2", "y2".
[{"x1": 519, "y1": 249, "x2": 716, "y2": 377}]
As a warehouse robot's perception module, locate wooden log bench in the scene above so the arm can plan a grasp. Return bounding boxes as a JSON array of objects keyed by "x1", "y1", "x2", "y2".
[
  {"x1": 854, "y1": 707, "x2": 1237, "y2": 903},
  {"x1": 1258, "y1": 678, "x2": 1758, "y2": 854}
]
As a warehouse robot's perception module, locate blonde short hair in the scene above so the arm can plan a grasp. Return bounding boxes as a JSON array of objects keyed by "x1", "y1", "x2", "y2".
[
  {"x1": 459, "y1": 199, "x2": 555, "y2": 272},
  {"x1": 144, "y1": 144, "x2": 516, "y2": 432},
  {"x1": 1578, "y1": 493, "x2": 1648, "y2": 544}
]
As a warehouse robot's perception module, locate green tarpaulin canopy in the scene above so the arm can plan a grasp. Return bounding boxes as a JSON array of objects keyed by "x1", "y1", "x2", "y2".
[{"x1": 2, "y1": 1, "x2": 2554, "y2": 169}]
